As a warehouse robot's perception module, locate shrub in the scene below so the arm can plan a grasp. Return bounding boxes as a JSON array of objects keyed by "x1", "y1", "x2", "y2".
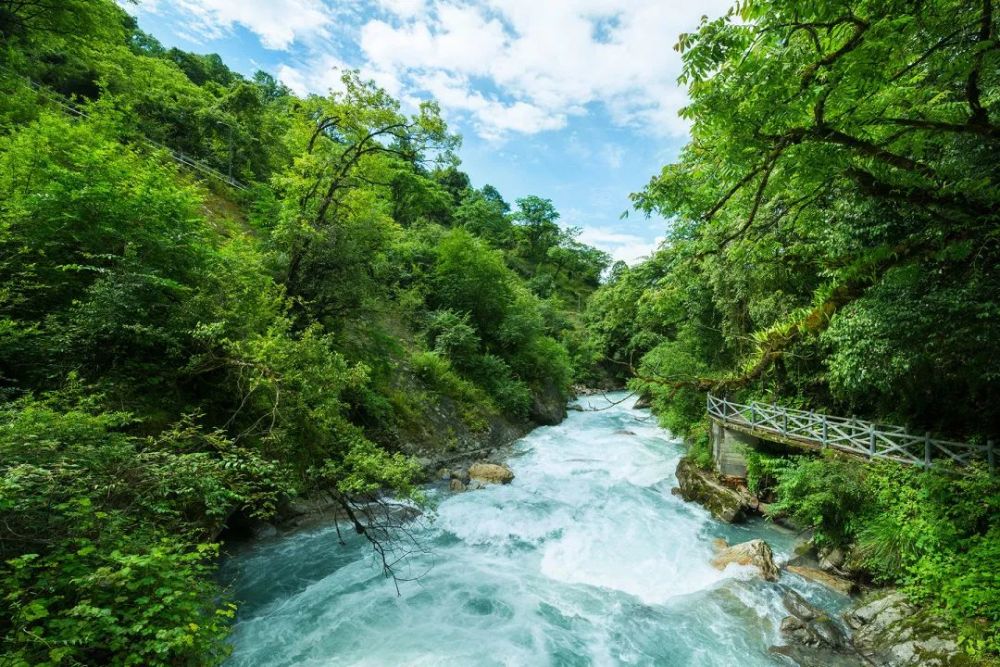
[{"x1": 770, "y1": 455, "x2": 868, "y2": 546}]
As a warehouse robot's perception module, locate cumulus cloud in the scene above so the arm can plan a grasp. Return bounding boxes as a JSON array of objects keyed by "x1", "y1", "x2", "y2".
[
  {"x1": 355, "y1": 0, "x2": 730, "y2": 140},
  {"x1": 276, "y1": 53, "x2": 352, "y2": 96},
  {"x1": 213, "y1": 0, "x2": 728, "y2": 140},
  {"x1": 578, "y1": 227, "x2": 664, "y2": 265},
  {"x1": 159, "y1": 0, "x2": 730, "y2": 138},
  {"x1": 162, "y1": 0, "x2": 334, "y2": 49}
]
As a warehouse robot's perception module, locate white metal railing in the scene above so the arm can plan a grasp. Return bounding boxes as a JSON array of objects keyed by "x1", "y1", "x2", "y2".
[{"x1": 707, "y1": 394, "x2": 995, "y2": 473}]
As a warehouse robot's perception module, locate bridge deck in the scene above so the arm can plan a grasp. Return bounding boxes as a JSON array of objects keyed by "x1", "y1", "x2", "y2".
[{"x1": 707, "y1": 394, "x2": 994, "y2": 473}]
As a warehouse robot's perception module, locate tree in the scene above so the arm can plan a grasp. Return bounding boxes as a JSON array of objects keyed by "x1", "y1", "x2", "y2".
[
  {"x1": 277, "y1": 71, "x2": 457, "y2": 306},
  {"x1": 622, "y1": 0, "x2": 998, "y2": 433},
  {"x1": 512, "y1": 195, "x2": 562, "y2": 267}
]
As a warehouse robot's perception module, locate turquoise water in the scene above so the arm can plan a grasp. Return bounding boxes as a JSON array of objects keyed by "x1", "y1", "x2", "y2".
[{"x1": 220, "y1": 394, "x2": 849, "y2": 666}]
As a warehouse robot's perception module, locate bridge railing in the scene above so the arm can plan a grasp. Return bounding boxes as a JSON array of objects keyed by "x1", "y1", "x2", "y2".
[{"x1": 706, "y1": 394, "x2": 994, "y2": 472}]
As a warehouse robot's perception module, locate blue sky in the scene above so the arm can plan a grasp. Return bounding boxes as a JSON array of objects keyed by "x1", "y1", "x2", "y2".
[{"x1": 127, "y1": 0, "x2": 731, "y2": 263}]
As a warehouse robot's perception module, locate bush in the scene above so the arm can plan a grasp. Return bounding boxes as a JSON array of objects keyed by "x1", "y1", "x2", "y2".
[
  {"x1": 770, "y1": 455, "x2": 868, "y2": 546},
  {"x1": 744, "y1": 449, "x2": 792, "y2": 497},
  {"x1": 686, "y1": 421, "x2": 714, "y2": 470},
  {"x1": 770, "y1": 455, "x2": 1000, "y2": 658},
  {"x1": 411, "y1": 351, "x2": 494, "y2": 416},
  {"x1": 462, "y1": 353, "x2": 532, "y2": 419}
]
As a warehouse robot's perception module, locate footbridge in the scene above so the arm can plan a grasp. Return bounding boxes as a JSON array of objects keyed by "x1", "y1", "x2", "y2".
[{"x1": 706, "y1": 394, "x2": 994, "y2": 478}]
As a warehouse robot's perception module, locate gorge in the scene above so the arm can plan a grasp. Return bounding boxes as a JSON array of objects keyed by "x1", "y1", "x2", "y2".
[{"x1": 220, "y1": 394, "x2": 851, "y2": 666}]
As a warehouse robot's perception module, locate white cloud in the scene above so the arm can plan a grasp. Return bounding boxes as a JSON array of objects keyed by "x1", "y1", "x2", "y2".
[
  {"x1": 578, "y1": 226, "x2": 664, "y2": 265},
  {"x1": 162, "y1": 0, "x2": 334, "y2": 49},
  {"x1": 276, "y1": 54, "x2": 349, "y2": 96},
  {"x1": 158, "y1": 0, "x2": 730, "y2": 140},
  {"x1": 603, "y1": 144, "x2": 625, "y2": 169},
  {"x1": 376, "y1": 0, "x2": 427, "y2": 18},
  {"x1": 414, "y1": 71, "x2": 566, "y2": 139},
  {"x1": 351, "y1": 0, "x2": 731, "y2": 140}
]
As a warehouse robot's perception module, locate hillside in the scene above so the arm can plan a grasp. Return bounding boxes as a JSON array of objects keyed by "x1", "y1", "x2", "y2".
[{"x1": 0, "y1": 2, "x2": 610, "y2": 663}]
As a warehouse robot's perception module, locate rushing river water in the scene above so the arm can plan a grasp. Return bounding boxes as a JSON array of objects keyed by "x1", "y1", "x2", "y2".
[{"x1": 220, "y1": 393, "x2": 850, "y2": 666}]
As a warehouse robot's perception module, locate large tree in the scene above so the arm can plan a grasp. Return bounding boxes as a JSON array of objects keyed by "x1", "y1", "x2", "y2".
[{"x1": 624, "y1": 0, "x2": 998, "y2": 435}]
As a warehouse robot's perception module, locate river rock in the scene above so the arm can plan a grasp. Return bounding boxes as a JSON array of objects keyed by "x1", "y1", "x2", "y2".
[
  {"x1": 819, "y1": 545, "x2": 846, "y2": 571},
  {"x1": 783, "y1": 589, "x2": 818, "y2": 621},
  {"x1": 771, "y1": 587, "x2": 865, "y2": 666},
  {"x1": 845, "y1": 591, "x2": 970, "y2": 666},
  {"x1": 529, "y1": 379, "x2": 567, "y2": 425},
  {"x1": 779, "y1": 614, "x2": 846, "y2": 649},
  {"x1": 786, "y1": 564, "x2": 855, "y2": 595},
  {"x1": 711, "y1": 538, "x2": 779, "y2": 581},
  {"x1": 449, "y1": 478, "x2": 466, "y2": 492},
  {"x1": 449, "y1": 467, "x2": 470, "y2": 483},
  {"x1": 633, "y1": 393, "x2": 652, "y2": 409},
  {"x1": 468, "y1": 462, "x2": 515, "y2": 485},
  {"x1": 672, "y1": 457, "x2": 749, "y2": 523}
]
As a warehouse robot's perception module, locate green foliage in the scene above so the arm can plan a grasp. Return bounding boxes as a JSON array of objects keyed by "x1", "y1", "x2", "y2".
[
  {"x1": 770, "y1": 455, "x2": 869, "y2": 545},
  {"x1": 743, "y1": 449, "x2": 791, "y2": 497},
  {"x1": 685, "y1": 422, "x2": 715, "y2": 470},
  {"x1": 769, "y1": 457, "x2": 1000, "y2": 655},
  {"x1": 585, "y1": 3, "x2": 1000, "y2": 653},
  {"x1": 0, "y1": 2, "x2": 598, "y2": 662},
  {"x1": 5, "y1": 540, "x2": 233, "y2": 667},
  {"x1": 0, "y1": 392, "x2": 280, "y2": 664}
]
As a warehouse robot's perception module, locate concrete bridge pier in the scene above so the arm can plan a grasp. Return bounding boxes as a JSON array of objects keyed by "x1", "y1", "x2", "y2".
[{"x1": 710, "y1": 419, "x2": 757, "y2": 479}]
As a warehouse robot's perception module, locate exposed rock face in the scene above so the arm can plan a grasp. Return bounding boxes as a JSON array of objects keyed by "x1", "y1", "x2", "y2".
[
  {"x1": 786, "y1": 564, "x2": 855, "y2": 596},
  {"x1": 770, "y1": 588, "x2": 865, "y2": 667},
  {"x1": 468, "y1": 462, "x2": 515, "y2": 485},
  {"x1": 529, "y1": 379, "x2": 568, "y2": 425},
  {"x1": 672, "y1": 457, "x2": 749, "y2": 523},
  {"x1": 710, "y1": 538, "x2": 779, "y2": 581},
  {"x1": 819, "y1": 546, "x2": 846, "y2": 571},
  {"x1": 783, "y1": 589, "x2": 818, "y2": 621},
  {"x1": 845, "y1": 591, "x2": 971, "y2": 666}
]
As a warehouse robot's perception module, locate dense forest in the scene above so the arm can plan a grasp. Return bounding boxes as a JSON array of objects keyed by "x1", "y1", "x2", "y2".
[
  {"x1": 586, "y1": 0, "x2": 1000, "y2": 659},
  {"x1": 0, "y1": 1, "x2": 611, "y2": 663},
  {"x1": 2, "y1": 0, "x2": 1000, "y2": 664}
]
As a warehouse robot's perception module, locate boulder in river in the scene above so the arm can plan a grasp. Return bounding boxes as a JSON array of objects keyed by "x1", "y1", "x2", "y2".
[
  {"x1": 770, "y1": 588, "x2": 865, "y2": 666},
  {"x1": 782, "y1": 589, "x2": 818, "y2": 621},
  {"x1": 845, "y1": 591, "x2": 970, "y2": 666},
  {"x1": 786, "y1": 564, "x2": 855, "y2": 596},
  {"x1": 633, "y1": 393, "x2": 652, "y2": 409},
  {"x1": 673, "y1": 457, "x2": 749, "y2": 523},
  {"x1": 819, "y1": 545, "x2": 846, "y2": 571},
  {"x1": 710, "y1": 538, "x2": 779, "y2": 581},
  {"x1": 468, "y1": 462, "x2": 515, "y2": 485},
  {"x1": 529, "y1": 379, "x2": 567, "y2": 425},
  {"x1": 449, "y1": 478, "x2": 466, "y2": 492}
]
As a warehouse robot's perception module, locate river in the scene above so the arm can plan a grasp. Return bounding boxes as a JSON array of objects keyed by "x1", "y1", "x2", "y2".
[{"x1": 219, "y1": 393, "x2": 850, "y2": 666}]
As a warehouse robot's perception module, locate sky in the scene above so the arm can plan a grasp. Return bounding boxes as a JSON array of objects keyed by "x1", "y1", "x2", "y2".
[{"x1": 126, "y1": 0, "x2": 732, "y2": 264}]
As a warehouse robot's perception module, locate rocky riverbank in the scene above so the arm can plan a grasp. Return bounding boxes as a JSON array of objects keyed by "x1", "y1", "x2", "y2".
[
  {"x1": 673, "y1": 455, "x2": 971, "y2": 666},
  {"x1": 223, "y1": 385, "x2": 574, "y2": 541},
  {"x1": 705, "y1": 535, "x2": 970, "y2": 666}
]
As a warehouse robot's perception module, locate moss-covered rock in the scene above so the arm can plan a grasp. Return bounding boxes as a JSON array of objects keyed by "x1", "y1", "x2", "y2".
[
  {"x1": 672, "y1": 457, "x2": 749, "y2": 522},
  {"x1": 845, "y1": 590, "x2": 973, "y2": 666}
]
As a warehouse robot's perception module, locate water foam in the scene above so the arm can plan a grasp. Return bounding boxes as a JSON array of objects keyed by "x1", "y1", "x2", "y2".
[{"x1": 221, "y1": 392, "x2": 849, "y2": 666}]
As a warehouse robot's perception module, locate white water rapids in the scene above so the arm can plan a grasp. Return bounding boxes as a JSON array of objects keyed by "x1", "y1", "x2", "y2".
[{"x1": 220, "y1": 393, "x2": 849, "y2": 666}]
